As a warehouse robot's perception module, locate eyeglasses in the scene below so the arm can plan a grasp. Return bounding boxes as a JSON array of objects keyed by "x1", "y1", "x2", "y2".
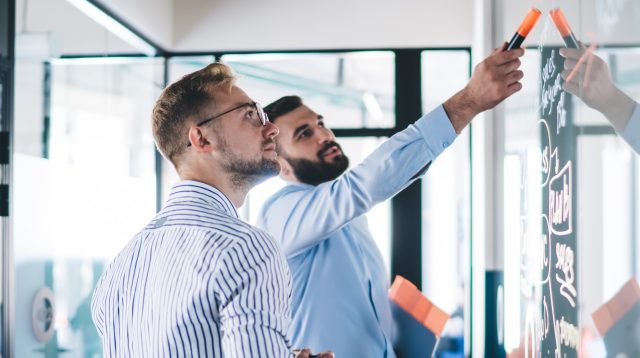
[{"x1": 187, "y1": 101, "x2": 270, "y2": 147}]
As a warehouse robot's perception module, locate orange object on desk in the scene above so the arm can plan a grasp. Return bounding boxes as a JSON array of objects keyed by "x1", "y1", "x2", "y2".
[
  {"x1": 388, "y1": 275, "x2": 450, "y2": 337},
  {"x1": 592, "y1": 278, "x2": 640, "y2": 336}
]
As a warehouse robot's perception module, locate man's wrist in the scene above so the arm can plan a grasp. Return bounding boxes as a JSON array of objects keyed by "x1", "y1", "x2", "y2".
[{"x1": 443, "y1": 87, "x2": 481, "y2": 133}]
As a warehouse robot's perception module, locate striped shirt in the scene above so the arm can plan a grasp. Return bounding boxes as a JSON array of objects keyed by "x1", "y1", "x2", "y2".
[{"x1": 91, "y1": 180, "x2": 293, "y2": 357}]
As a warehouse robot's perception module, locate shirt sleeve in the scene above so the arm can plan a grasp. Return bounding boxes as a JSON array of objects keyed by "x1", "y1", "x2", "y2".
[
  {"x1": 259, "y1": 105, "x2": 458, "y2": 257},
  {"x1": 215, "y1": 232, "x2": 293, "y2": 357},
  {"x1": 620, "y1": 101, "x2": 640, "y2": 155}
]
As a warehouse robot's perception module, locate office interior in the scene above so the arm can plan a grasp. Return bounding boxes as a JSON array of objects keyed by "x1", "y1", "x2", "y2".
[{"x1": 0, "y1": 0, "x2": 639, "y2": 356}]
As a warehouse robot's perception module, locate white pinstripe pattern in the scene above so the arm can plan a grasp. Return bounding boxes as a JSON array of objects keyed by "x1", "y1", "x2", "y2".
[{"x1": 91, "y1": 180, "x2": 293, "y2": 357}]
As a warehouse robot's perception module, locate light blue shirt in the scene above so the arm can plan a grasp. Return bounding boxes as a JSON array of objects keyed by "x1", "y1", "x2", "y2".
[
  {"x1": 257, "y1": 106, "x2": 457, "y2": 357},
  {"x1": 92, "y1": 181, "x2": 293, "y2": 357},
  {"x1": 621, "y1": 101, "x2": 640, "y2": 154}
]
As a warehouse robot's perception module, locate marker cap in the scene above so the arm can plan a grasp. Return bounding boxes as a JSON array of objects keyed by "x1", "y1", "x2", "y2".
[
  {"x1": 517, "y1": 7, "x2": 542, "y2": 37},
  {"x1": 550, "y1": 8, "x2": 573, "y2": 37}
]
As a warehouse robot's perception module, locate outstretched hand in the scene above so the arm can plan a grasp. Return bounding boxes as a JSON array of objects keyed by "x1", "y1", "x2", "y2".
[{"x1": 444, "y1": 42, "x2": 525, "y2": 133}]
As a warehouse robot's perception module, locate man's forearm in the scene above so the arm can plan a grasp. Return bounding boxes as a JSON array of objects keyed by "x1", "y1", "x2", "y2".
[
  {"x1": 601, "y1": 88, "x2": 636, "y2": 133},
  {"x1": 443, "y1": 87, "x2": 481, "y2": 134}
]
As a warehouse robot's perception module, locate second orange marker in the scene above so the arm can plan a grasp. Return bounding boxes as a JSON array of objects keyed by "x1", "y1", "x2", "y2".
[
  {"x1": 550, "y1": 8, "x2": 581, "y2": 48},
  {"x1": 507, "y1": 7, "x2": 542, "y2": 50}
]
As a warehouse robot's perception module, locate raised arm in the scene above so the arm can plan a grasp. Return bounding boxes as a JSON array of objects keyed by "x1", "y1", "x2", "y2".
[
  {"x1": 260, "y1": 106, "x2": 455, "y2": 256},
  {"x1": 259, "y1": 45, "x2": 525, "y2": 256}
]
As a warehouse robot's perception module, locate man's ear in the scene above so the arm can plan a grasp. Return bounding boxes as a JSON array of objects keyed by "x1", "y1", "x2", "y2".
[{"x1": 187, "y1": 126, "x2": 215, "y2": 152}]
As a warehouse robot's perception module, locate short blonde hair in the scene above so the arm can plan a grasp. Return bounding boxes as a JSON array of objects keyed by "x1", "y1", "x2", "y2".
[{"x1": 152, "y1": 62, "x2": 236, "y2": 165}]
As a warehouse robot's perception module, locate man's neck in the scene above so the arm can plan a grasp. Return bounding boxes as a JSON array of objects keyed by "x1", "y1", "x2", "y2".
[{"x1": 180, "y1": 170, "x2": 248, "y2": 208}]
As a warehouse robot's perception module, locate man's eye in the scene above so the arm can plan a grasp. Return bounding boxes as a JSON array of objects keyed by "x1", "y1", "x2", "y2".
[
  {"x1": 245, "y1": 109, "x2": 256, "y2": 119},
  {"x1": 318, "y1": 121, "x2": 325, "y2": 128},
  {"x1": 299, "y1": 129, "x2": 313, "y2": 139}
]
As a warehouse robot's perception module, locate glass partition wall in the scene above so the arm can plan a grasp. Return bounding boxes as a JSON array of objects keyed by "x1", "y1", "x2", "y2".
[
  {"x1": 10, "y1": 1, "x2": 473, "y2": 356},
  {"x1": 1, "y1": 0, "x2": 15, "y2": 355},
  {"x1": 12, "y1": 0, "x2": 163, "y2": 355},
  {"x1": 500, "y1": 1, "x2": 640, "y2": 357}
]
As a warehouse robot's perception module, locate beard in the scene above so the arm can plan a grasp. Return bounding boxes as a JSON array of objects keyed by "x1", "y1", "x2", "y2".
[
  {"x1": 283, "y1": 141, "x2": 349, "y2": 186},
  {"x1": 217, "y1": 135, "x2": 280, "y2": 188}
]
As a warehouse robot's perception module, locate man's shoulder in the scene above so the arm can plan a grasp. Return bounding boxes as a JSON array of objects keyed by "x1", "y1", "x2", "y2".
[
  {"x1": 256, "y1": 184, "x2": 309, "y2": 230},
  {"x1": 138, "y1": 209, "x2": 279, "y2": 263},
  {"x1": 140, "y1": 216, "x2": 284, "y2": 277},
  {"x1": 150, "y1": 204, "x2": 258, "y2": 237},
  {"x1": 208, "y1": 216, "x2": 283, "y2": 257},
  {"x1": 190, "y1": 214, "x2": 275, "y2": 247},
  {"x1": 261, "y1": 184, "x2": 312, "y2": 213},
  {"x1": 208, "y1": 221, "x2": 287, "y2": 279}
]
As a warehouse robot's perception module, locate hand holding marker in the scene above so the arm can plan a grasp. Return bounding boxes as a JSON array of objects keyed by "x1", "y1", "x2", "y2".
[{"x1": 507, "y1": 7, "x2": 542, "y2": 50}]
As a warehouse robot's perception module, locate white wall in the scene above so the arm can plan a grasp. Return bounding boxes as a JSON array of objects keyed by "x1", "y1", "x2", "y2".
[
  {"x1": 100, "y1": 0, "x2": 173, "y2": 49},
  {"x1": 16, "y1": 0, "x2": 136, "y2": 55},
  {"x1": 16, "y1": 0, "x2": 640, "y2": 56},
  {"x1": 173, "y1": 0, "x2": 473, "y2": 51},
  {"x1": 17, "y1": 0, "x2": 474, "y2": 55},
  {"x1": 59, "y1": 0, "x2": 640, "y2": 55}
]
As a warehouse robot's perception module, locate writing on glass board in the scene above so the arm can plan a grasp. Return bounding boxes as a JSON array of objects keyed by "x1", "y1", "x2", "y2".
[
  {"x1": 556, "y1": 92, "x2": 567, "y2": 135},
  {"x1": 531, "y1": 114, "x2": 578, "y2": 356},
  {"x1": 539, "y1": 119, "x2": 556, "y2": 188},
  {"x1": 549, "y1": 161, "x2": 572, "y2": 236},
  {"x1": 554, "y1": 316, "x2": 579, "y2": 350},
  {"x1": 524, "y1": 298, "x2": 552, "y2": 358},
  {"x1": 541, "y1": 50, "x2": 563, "y2": 117},
  {"x1": 555, "y1": 243, "x2": 577, "y2": 308},
  {"x1": 519, "y1": 218, "x2": 550, "y2": 299}
]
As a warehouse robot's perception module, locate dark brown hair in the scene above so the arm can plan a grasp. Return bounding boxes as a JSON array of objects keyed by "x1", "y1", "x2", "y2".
[
  {"x1": 264, "y1": 95, "x2": 303, "y2": 123},
  {"x1": 152, "y1": 63, "x2": 236, "y2": 165}
]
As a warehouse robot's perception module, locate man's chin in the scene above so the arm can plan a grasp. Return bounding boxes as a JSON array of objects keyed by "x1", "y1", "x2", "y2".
[
  {"x1": 244, "y1": 163, "x2": 280, "y2": 187},
  {"x1": 321, "y1": 154, "x2": 345, "y2": 164},
  {"x1": 260, "y1": 159, "x2": 281, "y2": 177}
]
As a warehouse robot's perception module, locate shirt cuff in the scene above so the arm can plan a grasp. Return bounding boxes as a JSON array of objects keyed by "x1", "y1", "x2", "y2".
[
  {"x1": 621, "y1": 102, "x2": 640, "y2": 150},
  {"x1": 415, "y1": 104, "x2": 458, "y2": 157}
]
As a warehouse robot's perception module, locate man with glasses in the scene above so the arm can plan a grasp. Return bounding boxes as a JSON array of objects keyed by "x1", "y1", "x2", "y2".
[
  {"x1": 257, "y1": 45, "x2": 525, "y2": 357},
  {"x1": 91, "y1": 63, "x2": 331, "y2": 358}
]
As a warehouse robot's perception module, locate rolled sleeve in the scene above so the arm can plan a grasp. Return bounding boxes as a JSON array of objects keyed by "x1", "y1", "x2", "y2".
[{"x1": 415, "y1": 105, "x2": 458, "y2": 158}]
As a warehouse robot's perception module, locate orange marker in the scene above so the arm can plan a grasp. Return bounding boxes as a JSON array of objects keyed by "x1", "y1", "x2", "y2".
[
  {"x1": 550, "y1": 8, "x2": 581, "y2": 48},
  {"x1": 507, "y1": 7, "x2": 542, "y2": 50}
]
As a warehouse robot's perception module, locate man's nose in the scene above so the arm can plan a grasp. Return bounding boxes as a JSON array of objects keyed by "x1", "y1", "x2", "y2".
[
  {"x1": 263, "y1": 121, "x2": 279, "y2": 139},
  {"x1": 317, "y1": 127, "x2": 333, "y2": 144}
]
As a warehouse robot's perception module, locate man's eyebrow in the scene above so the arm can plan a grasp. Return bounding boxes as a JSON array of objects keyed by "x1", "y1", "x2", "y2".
[{"x1": 293, "y1": 123, "x2": 310, "y2": 138}]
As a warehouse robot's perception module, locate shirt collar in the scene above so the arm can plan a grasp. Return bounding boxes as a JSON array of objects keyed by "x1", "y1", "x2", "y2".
[
  {"x1": 284, "y1": 179, "x2": 315, "y2": 188},
  {"x1": 166, "y1": 180, "x2": 239, "y2": 218}
]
